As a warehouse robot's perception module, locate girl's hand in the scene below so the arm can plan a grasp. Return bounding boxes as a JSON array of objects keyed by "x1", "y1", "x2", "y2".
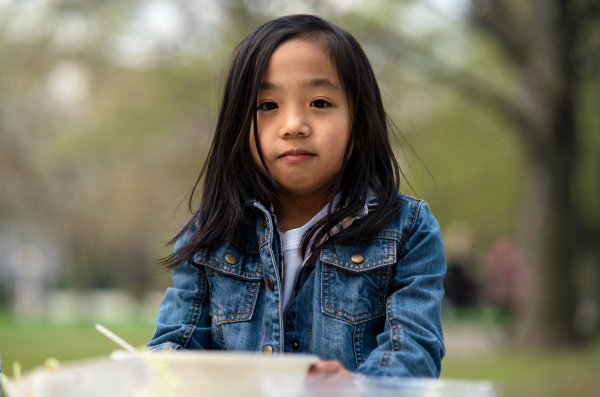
[{"x1": 307, "y1": 358, "x2": 353, "y2": 378}]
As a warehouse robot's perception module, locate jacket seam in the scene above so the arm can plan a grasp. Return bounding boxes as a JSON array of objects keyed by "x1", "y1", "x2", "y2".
[
  {"x1": 354, "y1": 322, "x2": 365, "y2": 367},
  {"x1": 321, "y1": 238, "x2": 396, "y2": 271},
  {"x1": 403, "y1": 200, "x2": 423, "y2": 248},
  {"x1": 198, "y1": 260, "x2": 262, "y2": 279},
  {"x1": 259, "y1": 231, "x2": 272, "y2": 247},
  {"x1": 214, "y1": 322, "x2": 227, "y2": 349},
  {"x1": 386, "y1": 296, "x2": 401, "y2": 352},
  {"x1": 178, "y1": 270, "x2": 207, "y2": 348},
  {"x1": 306, "y1": 308, "x2": 314, "y2": 353},
  {"x1": 379, "y1": 351, "x2": 391, "y2": 368},
  {"x1": 259, "y1": 280, "x2": 267, "y2": 349},
  {"x1": 266, "y1": 232, "x2": 283, "y2": 352}
]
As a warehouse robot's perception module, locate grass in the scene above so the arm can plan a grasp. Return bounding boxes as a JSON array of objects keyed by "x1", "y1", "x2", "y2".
[
  {"x1": 440, "y1": 311, "x2": 600, "y2": 397},
  {"x1": 1, "y1": 310, "x2": 600, "y2": 397},
  {"x1": 0, "y1": 311, "x2": 156, "y2": 377},
  {"x1": 441, "y1": 344, "x2": 600, "y2": 397}
]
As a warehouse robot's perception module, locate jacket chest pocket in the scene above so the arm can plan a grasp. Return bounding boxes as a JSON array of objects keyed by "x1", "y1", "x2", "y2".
[
  {"x1": 194, "y1": 246, "x2": 262, "y2": 324},
  {"x1": 320, "y1": 238, "x2": 395, "y2": 324},
  {"x1": 207, "y1": 273, "x2": 260, "y2": 324}
]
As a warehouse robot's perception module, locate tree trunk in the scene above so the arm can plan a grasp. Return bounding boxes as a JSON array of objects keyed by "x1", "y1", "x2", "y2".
[
  {"x1": 472, "y1": 0, "x2": 586, "y2": 347},
  {"x1": 514, "y1": 42, "x2": 581, "y2": 344},
  {"x1": 516, "y1": 146, "x2": 580, "y2": 346}
]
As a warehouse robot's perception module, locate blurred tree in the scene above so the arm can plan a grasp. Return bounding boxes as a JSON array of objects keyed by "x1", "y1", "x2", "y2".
[
  {"x1": 383, "y1": 0, "x2": 600, "y2": 346},
  {"x1": 464, "y1": 0, "x2": 600, "y2": 347},
  {"x1": 0, "y1": 0, "x2": 218, "y2": 295},
  {"x1": 326, "y1": 0, "x2": 600, "y2": 345}
]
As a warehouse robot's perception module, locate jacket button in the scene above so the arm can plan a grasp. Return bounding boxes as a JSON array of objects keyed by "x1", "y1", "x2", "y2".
[
  {"x1": 351, "y1": 253, "x2": 364, "y2": 264},
  {"x1": 291, "y1": 341, "x2": 300, "y2": 351},
  {"x1": 262, "y1": 217, "x2": 268, "y2": 228},
  {"x1": 225, "y1": 254, "x2": 238, "y2": 265},
  {"x1": 263, "y1": 345, "x2": 273, "y2": 355},
  {"x1": 267, "y1": 277, "x2": 274, "y2": 291}
]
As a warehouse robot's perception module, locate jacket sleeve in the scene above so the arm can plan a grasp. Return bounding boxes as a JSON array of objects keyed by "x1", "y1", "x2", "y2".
[
  {"x1": 146, "y1": 232, "x2": 212, "y2": 351},
  {"x1": 356, "y1": 201, "x2": 446, "y2": 377}
]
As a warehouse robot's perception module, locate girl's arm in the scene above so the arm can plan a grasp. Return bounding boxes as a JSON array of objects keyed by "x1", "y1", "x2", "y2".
[
  {"x1": 146, "y1": 232, "x2": 212, "y2": 351},
  {"x1": 357, "y1": 201, "x2": 446, "y2": 377}
]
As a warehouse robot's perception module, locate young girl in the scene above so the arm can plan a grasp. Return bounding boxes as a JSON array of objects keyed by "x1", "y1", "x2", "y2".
[{"x1": 147, "y1": 14, "x2": 446, "y2": 378}]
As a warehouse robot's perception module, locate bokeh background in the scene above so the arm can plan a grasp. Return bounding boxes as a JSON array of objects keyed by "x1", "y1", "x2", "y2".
[{"x1": 1, "y1": 0, "x2": 599, "y2": 396}]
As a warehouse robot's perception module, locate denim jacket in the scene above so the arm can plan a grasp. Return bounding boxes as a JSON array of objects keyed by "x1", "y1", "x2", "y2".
[{"x1": 147, "y1": 193, "x2": 446, "y2": 377}]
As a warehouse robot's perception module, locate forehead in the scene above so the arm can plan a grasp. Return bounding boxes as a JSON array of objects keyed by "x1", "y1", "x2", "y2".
[{"x1": 261, "y1": 36, "x2": 339, "y2": 84}]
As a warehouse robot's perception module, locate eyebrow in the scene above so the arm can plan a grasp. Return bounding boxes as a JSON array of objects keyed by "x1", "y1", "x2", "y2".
[{"x1": 258, "y1": 78, "x2": 341, "y2": 91}]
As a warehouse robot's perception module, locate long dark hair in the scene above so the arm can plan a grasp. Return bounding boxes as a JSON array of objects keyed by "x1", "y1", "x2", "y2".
[{"x1": 162, "y1": 14, "x2": 402, "y2": 269}]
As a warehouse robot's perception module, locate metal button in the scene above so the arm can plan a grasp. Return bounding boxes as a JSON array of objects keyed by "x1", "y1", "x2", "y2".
[
  {"x1": 292, "y1": 341, "x2": 300, "y2": 351},
  {"x1": 262, "y1": 217, "x2": 268, "y2": 228},
  {"x1": 267, "y1": 277, "x2": 274, "y2": 291},
  {"x1": 263, "y1": 345, "x2": 273, "y2": 355},
  {"x1": 351, "y1": 253, "x2": 364, "y2": 264},
  {"x1": 225, "y1": 254, "x2": 238, "y2": 265}
]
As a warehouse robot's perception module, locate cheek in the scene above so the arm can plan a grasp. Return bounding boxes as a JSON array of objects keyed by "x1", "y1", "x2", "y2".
[{"x1": 329, "y1": 131, "x2": 352, "y2": 160}]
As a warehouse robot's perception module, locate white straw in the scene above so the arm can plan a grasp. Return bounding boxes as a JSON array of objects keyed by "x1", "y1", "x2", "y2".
[{"x1": 95, "y1": 323, "x2": 139, "y2": 355}]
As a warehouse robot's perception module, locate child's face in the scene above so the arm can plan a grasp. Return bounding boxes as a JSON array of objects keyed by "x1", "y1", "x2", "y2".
[{"x1": 250, "y1": 37, "x2": 351, "y2": 203}]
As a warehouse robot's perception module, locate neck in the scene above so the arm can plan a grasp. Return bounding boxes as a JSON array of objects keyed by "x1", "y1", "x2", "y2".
[{"x1": 274, "y1": 191, "x2": 332, "y2": 233}]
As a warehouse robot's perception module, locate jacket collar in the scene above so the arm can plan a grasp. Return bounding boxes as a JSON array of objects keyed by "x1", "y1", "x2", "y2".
[{"x1": 244, "y1": 187, "x2": 376, "y2": 221}]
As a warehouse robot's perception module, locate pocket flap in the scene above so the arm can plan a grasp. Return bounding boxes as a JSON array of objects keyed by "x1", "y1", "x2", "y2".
[
  {"x1": 193, "y1": 243, "x2": 262, "y2": 280},
  {"x1": 320, "y1": 238, "x2": 397, "y2": 272}
]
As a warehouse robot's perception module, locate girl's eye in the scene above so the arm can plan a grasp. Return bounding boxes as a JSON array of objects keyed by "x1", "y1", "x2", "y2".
[
  {"x1": 258, "y1": 101, "x2": 278, "y2": 110},
  {"x1": 311, "y1": 99, "x2": 331, "y2": 108}
]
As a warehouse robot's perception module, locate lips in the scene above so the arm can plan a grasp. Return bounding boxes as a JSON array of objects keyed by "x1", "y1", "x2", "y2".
[{"x1": 278, "y1": 149, "x2": 315, "y2": 163}]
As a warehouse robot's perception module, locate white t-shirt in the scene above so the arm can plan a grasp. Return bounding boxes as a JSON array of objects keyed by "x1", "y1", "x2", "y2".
[{"x1": 279, "y1": 201, "x2": 336, "y2": 315}]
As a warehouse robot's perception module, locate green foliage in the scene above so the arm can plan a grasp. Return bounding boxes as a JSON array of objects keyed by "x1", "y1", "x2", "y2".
[
  {"x1": 401, "y1": 88, "x2": 523, "y2": 243},
  {"x1": 442, "y1": 343, "x2": 600, "y2": 397}
]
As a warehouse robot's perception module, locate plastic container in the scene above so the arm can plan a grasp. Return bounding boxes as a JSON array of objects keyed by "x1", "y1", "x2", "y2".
[
  {"x1": 2, "y1": 351, "x2": 317, "y2": 397},
  {"x1": 260, "y1": 374, "x2": 503, "y2": 397}
]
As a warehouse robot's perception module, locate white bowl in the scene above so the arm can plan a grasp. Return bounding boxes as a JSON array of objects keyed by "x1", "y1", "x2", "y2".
[
  {"x1": 134, "y1": 350, "x2": 318, "y2": 397},
  {"x1": 2, "y1": 351, "x2": 317, "y2": 397}
]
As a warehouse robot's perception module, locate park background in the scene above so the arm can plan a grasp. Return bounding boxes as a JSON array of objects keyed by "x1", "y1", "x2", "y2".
[{"x1": 0, "y1": 0, "x2": 599, "y2": 396}]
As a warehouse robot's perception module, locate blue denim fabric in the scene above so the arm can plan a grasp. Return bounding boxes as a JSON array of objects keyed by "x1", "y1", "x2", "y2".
[{"x1": 147, "y1": 193, "x2": 446, "y2": 377}]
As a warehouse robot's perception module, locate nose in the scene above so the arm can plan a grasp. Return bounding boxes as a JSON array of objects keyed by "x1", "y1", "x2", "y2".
[{"x1": 279, "y1": 106, "x2": 310, "y2": 138}]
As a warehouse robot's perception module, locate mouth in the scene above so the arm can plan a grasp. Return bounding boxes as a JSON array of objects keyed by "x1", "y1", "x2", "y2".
[{"x1": 278, "y1": 149, "x2": 316, "y2": 162}]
